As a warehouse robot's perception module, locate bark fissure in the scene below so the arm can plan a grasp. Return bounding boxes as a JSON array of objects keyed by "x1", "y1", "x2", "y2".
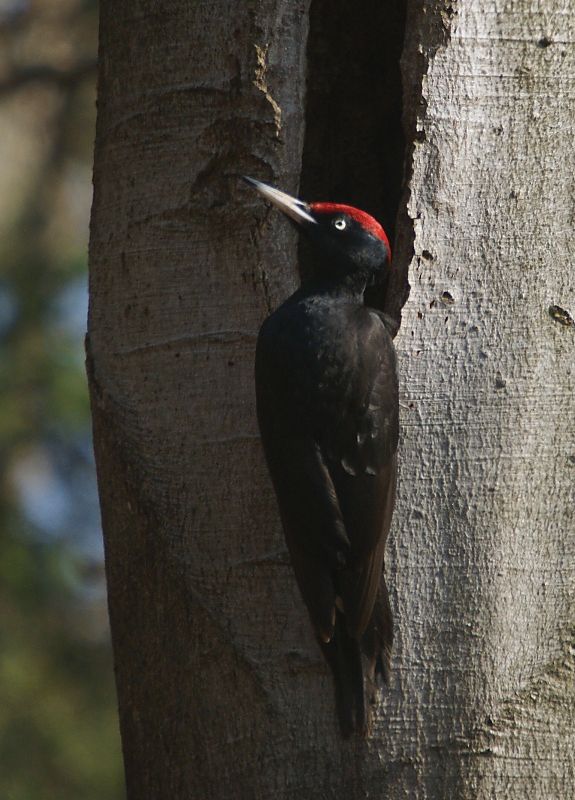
[
  {"x1": 253, "y1": 43, "x2": 283, "y2": 137},
  {"x1": 300, "y1": 0, "x2": 408, "y2": 320},
  {"x1": 388, "y1": 0, "x2": 459, "y2": 326}
]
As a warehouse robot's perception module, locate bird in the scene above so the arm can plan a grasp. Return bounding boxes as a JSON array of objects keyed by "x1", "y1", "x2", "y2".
[{"x1": 245, "y1": 176, "x2": 399, "y2": 737}]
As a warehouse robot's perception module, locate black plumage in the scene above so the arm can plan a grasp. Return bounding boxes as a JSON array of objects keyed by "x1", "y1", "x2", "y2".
[{"x1": 246, "y1": 177, "x2": 399, "y2": 736}]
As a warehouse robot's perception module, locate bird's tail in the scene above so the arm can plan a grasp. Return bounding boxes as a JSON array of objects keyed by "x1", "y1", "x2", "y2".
[
  {"x1": 362, "y1": 581, "x2": 394, "y2": 685},
  {"x1": 319, "y1": 609, "x2": 365, "y2": 737},
  {"x1": 320, "y1": 584, "x2": 393, "y2": 737}
]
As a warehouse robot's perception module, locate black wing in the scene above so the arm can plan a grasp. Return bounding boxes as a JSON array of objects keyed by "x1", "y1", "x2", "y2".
[
  {"x1": 324, "y1": 316, "x2": 398, "y2": 643},
  {"x1": 256, "y1": 304, "x2": 398, "y2": 646}
]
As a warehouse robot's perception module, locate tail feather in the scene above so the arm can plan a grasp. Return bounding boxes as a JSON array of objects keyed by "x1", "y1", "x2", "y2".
[
  {"x1": 320, "y1": 610, "x2": 366, "y2": 738},
  {"x1": 362, "y1": 582, "x2": 393, "y2": 684},
  {"x1": 320, "y1": 585, "x2": 393, "y2": 737},
  {"x1": 320, "y1": 610, "x2": 365, "y2": 737}
]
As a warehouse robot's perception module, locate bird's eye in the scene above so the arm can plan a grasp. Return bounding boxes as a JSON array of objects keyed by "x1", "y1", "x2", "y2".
[{"x1": 333, "y1": 217, "x2": 347, "y2": 231}]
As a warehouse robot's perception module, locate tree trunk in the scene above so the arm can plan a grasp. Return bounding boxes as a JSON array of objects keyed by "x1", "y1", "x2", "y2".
[{"x1": 88, "y1": 1, "x2": 575, "y2": 798}]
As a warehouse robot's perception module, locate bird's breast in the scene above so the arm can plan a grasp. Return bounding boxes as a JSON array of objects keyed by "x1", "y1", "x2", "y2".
[{"x1": 257, "y1": 297, "x2": 395, "y2": 438}]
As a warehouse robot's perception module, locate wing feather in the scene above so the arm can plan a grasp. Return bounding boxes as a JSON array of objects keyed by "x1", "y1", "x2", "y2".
[{"x1": 256, "y1": 302, "x2": 398, "y2": 651}]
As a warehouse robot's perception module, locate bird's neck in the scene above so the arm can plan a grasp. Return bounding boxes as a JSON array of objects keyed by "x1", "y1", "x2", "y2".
[{"x1": 302, "y1": 273, "x2": 367, "y2": 301}]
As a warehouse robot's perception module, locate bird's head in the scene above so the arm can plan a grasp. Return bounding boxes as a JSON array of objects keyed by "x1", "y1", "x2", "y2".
[{"x1": 244, "y1": 177, "x2": 391, "y2": 288}]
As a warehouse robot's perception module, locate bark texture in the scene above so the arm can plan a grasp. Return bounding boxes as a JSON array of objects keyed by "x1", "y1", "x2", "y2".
[
  {"x1": 88, "y1": 2, "x2": 316, "y2": 797},
  {"x1": 389, "y1": 2, "x2": 575, "y2": 796},
  {"x1": 89, "y1": 1, "x2": 575, "y2": 798}
]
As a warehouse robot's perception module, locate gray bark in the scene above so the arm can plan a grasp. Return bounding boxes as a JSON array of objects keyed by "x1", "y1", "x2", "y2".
[
  {"x1": 88, "y1": 1, "x2": 575, "y2": 798},
  {"x1": 387, "y1": 2, "x2": 575, "y2": 797}
]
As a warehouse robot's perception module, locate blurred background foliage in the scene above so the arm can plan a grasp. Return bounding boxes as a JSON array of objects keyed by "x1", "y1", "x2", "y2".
[{"x1": 0, "y1": 0, "x2": 124, "y2": 796}]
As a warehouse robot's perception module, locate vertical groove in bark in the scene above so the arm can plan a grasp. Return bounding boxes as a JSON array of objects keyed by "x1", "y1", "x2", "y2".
[
  {"x1": 300, "y1": 0, "x2": 408, "y2": 318},
  {"x1": 388, "y1": 0, "x2": 457, "y2": 324}
]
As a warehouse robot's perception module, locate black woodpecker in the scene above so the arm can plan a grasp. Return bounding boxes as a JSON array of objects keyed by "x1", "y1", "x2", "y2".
[{"x1": 245, "y1": 176, "x2": 398, "y2": 737}]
